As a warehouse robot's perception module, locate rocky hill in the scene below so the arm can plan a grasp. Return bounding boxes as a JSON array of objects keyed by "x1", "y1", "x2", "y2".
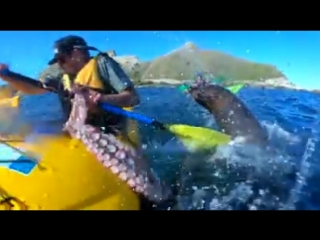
[
  {"x1": 132, "y1": 42, "x2": 285, "y2": 83},
  {"x1": 33, "y1": 42, "x2": 296, "y2": 89},
  {"x1": 128, "y1": 42, "x2": 293, "y2": 87}
]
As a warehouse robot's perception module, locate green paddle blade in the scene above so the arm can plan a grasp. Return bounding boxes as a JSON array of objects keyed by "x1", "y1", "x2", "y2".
[
  {"x1": 226, "y1": 84, "x2": 244, "y2": 94},
  {"x1": 177, "y1": 84, "x2": 189, "y2": 92},
  {"x1": 178, "y1": 84, "x2": 244, "y2": 94},
  {"x1": 166, "y1": 124, "x2": 231, "y2": 151}
]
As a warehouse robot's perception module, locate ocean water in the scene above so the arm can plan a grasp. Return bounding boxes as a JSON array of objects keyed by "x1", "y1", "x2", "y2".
[{"x1": 10, "y1": 86, "x2": 320, "y2": 210}]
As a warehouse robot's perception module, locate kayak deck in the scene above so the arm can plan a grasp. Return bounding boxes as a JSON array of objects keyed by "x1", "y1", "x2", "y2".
[
  {"x1": 0, "y1": 95, "x2": 20, "y2": 108},
  {"x1": 0, "y1": 134, "x2": 140, "y2": 210}
]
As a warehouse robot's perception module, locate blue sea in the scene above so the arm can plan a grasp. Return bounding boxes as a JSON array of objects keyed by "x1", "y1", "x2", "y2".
[{"x1": 7, "y1": 86, "x2": 320, "y2": 210}]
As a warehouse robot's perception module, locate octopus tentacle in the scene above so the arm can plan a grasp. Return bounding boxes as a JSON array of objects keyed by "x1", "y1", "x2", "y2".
[{"x1": 64, "y1": 92, "x2": 171, "y2": 203}]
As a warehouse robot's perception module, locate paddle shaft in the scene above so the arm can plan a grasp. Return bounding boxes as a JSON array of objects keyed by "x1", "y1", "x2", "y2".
[
  {"x1": 0, "y1": 70, "x2": 168, "y2": 130},
  {"x1": 0, "y1": 69, "x2": 54, "y2": 92},
  {"x1": 99, "y1": 103, "x2": 166, "y2": 130},
  {"x1": 178, "y1": 83, "x2": 244, "y2": 94}
]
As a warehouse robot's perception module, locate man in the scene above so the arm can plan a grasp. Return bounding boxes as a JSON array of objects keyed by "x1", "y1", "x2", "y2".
[
  {"x1": 0, "y1": 35, "x2": 140, "y2": 136},
  {"x1": 0, "y1": 35, "x2": 173, "y2": 210}
]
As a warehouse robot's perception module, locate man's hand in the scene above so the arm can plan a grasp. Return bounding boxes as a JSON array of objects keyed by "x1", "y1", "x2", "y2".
[
  {"x1": 0, "y1": 64, "x2": 9, "y2": 78},
  {"x1": 72, "y1": 85, "x2": 101, "y2": 113},
  {"x1": 41, "y1": 76, "x2": 60, "y2": 93}
]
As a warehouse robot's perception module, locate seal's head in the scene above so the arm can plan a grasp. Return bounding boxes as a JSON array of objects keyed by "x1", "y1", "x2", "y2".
[{"x1": 189, "y1": 81, "x2": 226, "y2": 111}]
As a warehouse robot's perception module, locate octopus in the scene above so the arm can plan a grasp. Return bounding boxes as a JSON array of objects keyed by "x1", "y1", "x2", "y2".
[{"x1": 63, "y1": 90, "x2": 172, "y2": 204}]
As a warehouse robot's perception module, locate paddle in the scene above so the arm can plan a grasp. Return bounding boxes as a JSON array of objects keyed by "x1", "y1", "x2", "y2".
[
  {"x1": 0, "y1": 70, "x2": 231, "y2": 151},
  {"x1": 226, "y1": 84, "x2": 244, "y2": 94},
  {"x1": 100, "y1": 104, "x2": 231, "y2": 150},
  {"x1": 177, "y1": 73, "x2": 245, "y2": 94},
  {"x1": 177, "y1": 83, "x2": 244, "y2": 94},
  {"x1": 212, "y1": 75, "x2": 245, "y2": 93}
]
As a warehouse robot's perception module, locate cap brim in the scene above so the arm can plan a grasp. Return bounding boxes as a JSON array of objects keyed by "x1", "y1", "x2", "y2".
[{"x1": 48, "y1": 58, "x2": 57, "y2": 65}]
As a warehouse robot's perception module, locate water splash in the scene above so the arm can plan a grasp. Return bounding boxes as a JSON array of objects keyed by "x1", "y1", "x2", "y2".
[{"x1": 285, "y1": 137, "x2": 315, "y2": 209}]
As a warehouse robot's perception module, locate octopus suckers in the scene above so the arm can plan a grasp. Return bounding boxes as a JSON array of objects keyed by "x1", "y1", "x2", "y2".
[{"x1": 64, "y1": 92, "x2": 170, "y2": 204}]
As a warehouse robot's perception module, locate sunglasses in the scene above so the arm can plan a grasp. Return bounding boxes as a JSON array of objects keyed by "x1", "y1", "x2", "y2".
[
  {"x1": 54, "y1": 52, "x2": 71, "y2": 65},
  {"x1": 53, "y1": 45, "x2": 97, "y2": 65}
]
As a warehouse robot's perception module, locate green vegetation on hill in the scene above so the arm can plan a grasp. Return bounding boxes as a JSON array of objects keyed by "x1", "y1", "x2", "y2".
[{"x1": 127, "y1": 45, "x2": 284, "y2": 83}]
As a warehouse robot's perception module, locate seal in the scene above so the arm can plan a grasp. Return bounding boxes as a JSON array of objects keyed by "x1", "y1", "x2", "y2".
[
  {"x1": 188, "y1": 82, "x2": 268, "y2": 144},
  {"x1": 179, "y1": 81, "x2": 298, "y2": 210}
]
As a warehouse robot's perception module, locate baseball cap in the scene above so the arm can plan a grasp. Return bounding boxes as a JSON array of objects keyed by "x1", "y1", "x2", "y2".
[{"x1": 48, "y1": 35, "x2": 88, "y2": 65}]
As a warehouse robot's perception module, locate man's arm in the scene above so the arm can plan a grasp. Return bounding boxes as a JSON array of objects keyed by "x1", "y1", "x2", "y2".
[
  {"x1": 0, "y1": 74, "x2": 48, "y2": 95},
  {"x1": 99, "y1": 88, "x2": 139, "y2": 107},
  {"x1": 97, "y1": 55, "x2": 140, "y2": 107},
  {"x1": 0, "y1": 64, "x2": 65, "y2": 95}
]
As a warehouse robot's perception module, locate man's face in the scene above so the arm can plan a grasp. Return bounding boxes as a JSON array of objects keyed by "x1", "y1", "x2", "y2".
[{"x1": 56, "y1": 50, "x2": 79, "y2": 75}]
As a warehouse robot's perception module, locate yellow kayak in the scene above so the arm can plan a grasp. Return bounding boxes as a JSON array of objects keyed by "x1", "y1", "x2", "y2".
[
  {"x1": 0, "y1": 97, "x2": 141, "y2": 210},
  {"x1": 0, "y1": 95, "x2": 20, "y2": 108},
  {"x1": 0, "y1": 96, "x2": 20, "y2": 133},
  {"x1": 0, "y1": 134, "x2": 140, "y2": 210}
]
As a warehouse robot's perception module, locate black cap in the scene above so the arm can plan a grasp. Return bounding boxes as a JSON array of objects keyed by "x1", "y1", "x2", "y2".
[{"x1": 48, "y1": 35, "x2": 88, "y2": 65}]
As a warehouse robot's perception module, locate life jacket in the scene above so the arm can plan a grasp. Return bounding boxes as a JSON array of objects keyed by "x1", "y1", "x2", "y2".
[
  {"x1": 59, "y1": 53, "x2": 140, "y2": 147},
  {"x1": 62, "y1": 55, "x2": 107, "y2": 91}
]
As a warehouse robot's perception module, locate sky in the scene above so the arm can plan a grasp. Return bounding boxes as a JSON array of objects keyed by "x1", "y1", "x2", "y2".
[{"x1": 0, "y1": 30, "x2": 319, "y2": 89}]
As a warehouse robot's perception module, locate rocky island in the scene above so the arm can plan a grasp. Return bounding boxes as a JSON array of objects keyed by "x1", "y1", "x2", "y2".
[
  {"x1": 0, "y1": 42, "x2": 298, "y2": 98},
  {"x1": 39, "y1": 42, "x2": 297, "y2": 89},
  {"x1": 123, "y1": 42, "x2": 297, "y2": 89}
]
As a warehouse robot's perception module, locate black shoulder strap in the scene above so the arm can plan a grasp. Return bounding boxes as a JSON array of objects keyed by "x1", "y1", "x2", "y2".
[
  {"x1": 95, "y1": 53, "x2": 118, "y2": 94},
  {"x1": 96, "y1": 52, "x2": 110, "y2": 83},
  {"x1": 97, "y1": 52, "x2": 127, "y2": 93}
]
